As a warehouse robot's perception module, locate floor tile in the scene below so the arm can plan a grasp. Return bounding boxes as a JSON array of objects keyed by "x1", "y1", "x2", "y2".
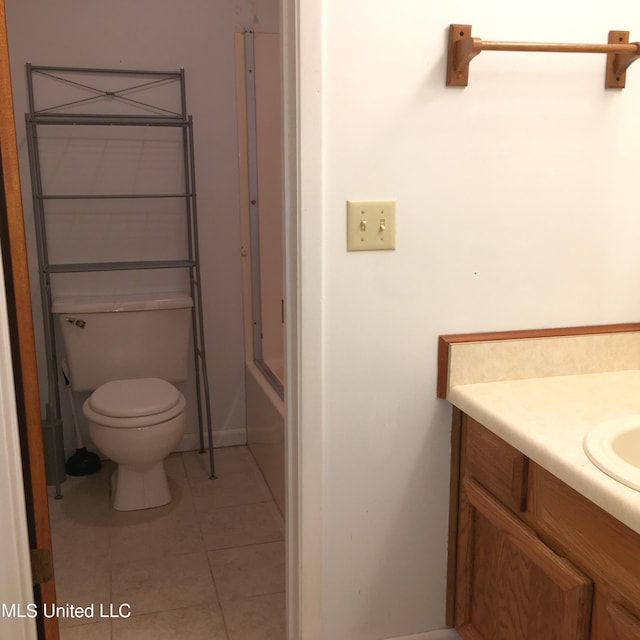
[
  {"x1": 184, "y1": 446, "x2": 258, "y2": 480},
  {"x1": 111, "y1": 551, "x2": 217, "y2": 616},
  {"x1": 190, "y1": 466, "x2": 272, "y2": 509},
  {"x1": 198, "y1": 501, "x2": 284, "y2": 550},
  {"x1": 49, "y1": 447, "x2": 286, "y2": 639},
  {"x1": 54, "y1": 554, "x2": 111, "y2": 628},
  {"x1": 51, "y1": 517, "x2": 111, "y2": 569},
  {"x1": 208, "y1": 541, "x2": 285, "y2": 602},
  {"x1": 109, "y1": 511, "x2": 205, "y2": 563},
  {"x1": 112, "y1": 603, "x2": 228, "y2": 640},
  {"x1": 48, "y1": 465, "x2": 112, "y2": 565},
  {"x1": 58, "y1": 620, "x2": 111, "y2": 640},
  {"x1": 223, "y1": 592, "x2": 286, "y2": 640}
]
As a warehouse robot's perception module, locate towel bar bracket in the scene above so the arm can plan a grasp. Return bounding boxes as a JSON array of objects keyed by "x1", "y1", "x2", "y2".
[
  {"x1": 447, "y1": 24, "x2": 476, "y2": 87},
  {"x1": 606, "y1": 30, "x2": 638, "y2": 88},
  {"x1": 446, "y1": 24, "x2": 640, "y2": 89}
]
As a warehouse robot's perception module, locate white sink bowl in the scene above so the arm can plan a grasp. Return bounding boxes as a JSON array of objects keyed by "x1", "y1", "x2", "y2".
[{"x1": 584, "y1": 416, "x2": 640, "y2": 492}]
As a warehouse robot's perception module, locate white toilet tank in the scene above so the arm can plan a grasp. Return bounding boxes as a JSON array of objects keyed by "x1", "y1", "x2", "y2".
[{"x1": 52, "y1": 293, "x2": 194, "y2": 391}]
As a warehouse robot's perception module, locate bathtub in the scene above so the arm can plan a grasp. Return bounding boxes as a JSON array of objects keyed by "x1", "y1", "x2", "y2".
[{"x1": 245, "y1": 359, "x2": 285, "y2": 515}]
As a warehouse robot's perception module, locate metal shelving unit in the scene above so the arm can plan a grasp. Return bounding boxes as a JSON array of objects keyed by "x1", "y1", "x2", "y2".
[{"x1": 25, "y1": 64, "x2": 215, "y2": 497}]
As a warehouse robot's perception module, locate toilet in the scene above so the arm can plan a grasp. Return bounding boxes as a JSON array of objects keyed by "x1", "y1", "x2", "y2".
[{"x1": 52, "y1": 293, "x2": 193, "y2": 511}]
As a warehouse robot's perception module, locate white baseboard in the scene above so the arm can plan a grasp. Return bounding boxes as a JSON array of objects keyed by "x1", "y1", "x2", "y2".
[
  {"x1": 385, "y1": 629, "x2": 461, "y2": 640},
  {"x1": 178, "y1": 427, "x2": 247, "y2": 452}
]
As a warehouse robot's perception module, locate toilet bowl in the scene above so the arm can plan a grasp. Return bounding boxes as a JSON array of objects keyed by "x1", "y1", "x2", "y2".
[{"x1": 82, "y1": 377, "x2": 187, "y2": 511}]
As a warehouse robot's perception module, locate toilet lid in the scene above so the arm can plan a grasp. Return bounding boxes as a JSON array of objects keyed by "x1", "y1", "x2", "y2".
[{"x1": 88, "y1": 378, "x2": 181, "y2": 418}]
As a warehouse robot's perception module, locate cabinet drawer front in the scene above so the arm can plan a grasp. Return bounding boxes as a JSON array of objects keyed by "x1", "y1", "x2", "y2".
[
  {"x1": 457, "y1": 477, "x2": 592, "y2": 640},
  {"x1": 463, "y1": 416, "x2": 528, "y2": 512}
]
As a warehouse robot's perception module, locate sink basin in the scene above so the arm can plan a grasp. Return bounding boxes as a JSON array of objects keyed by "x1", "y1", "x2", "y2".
[{"x1": 584, "y1": 416, "x2": 640, "y2": 491}]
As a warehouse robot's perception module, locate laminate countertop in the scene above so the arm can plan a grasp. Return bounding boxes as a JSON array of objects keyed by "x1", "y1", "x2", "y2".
[{"x1": 448, "y1": 369, "x2": 640, "y2": 535}]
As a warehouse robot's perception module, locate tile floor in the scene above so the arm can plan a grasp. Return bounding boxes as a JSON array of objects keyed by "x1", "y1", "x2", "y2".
[{"x1": 48, "y1": 446, "x2": 286, "y2": 640}]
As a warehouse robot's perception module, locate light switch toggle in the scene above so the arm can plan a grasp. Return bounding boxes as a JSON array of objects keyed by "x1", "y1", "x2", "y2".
[{"x1": 346, "y1": 200, "x2": 396, "y2": 251}]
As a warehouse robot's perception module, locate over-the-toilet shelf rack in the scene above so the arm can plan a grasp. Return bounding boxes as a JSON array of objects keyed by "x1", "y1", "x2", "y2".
[
  {"x1": 25, "y1": 64, "x2": 216, "y2": 497},
  {"x1": 447, "y1": 24, "x2": 640, "y2": 88}
]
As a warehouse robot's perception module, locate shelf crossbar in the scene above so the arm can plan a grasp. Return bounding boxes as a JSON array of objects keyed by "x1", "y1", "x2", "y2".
[
  {"x1": 37, "y1": 193, "x2": 193, "y2": 200},
  {"x1": 28, "y1": 114, "x2": 189, "y2": 127},
  {"x1": 44, "y1": 259, "x2": 195, "y2": 273}
]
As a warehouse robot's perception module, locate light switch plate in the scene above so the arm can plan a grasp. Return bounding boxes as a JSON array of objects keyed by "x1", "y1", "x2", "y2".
[{"x1": 346, "y1": 200, "x2": 396, "y2": 251}]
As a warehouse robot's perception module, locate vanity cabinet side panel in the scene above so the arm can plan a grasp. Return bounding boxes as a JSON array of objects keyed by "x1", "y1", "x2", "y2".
[{"x1": 446, "y1": 407, "x2": 463, "y2": 627}]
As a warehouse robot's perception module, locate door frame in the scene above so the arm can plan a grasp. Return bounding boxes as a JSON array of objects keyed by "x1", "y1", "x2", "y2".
[
  {"x1": 1, "y1": 1, "x2": 325, "y2": 639},
  {"x1": 0, "y1": 207, "x2": 38, "y2": 640},
  {"x1": 281, "y1": 0, "x2": 324, "y2": 638},
  {"x1": 0, "y1": 1, "x2": 58, "y2": 638}
]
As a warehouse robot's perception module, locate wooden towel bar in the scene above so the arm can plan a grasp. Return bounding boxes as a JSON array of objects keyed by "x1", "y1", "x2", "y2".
[{"x1": 447, "y1": 24, "x2": 640, "y2": 88}]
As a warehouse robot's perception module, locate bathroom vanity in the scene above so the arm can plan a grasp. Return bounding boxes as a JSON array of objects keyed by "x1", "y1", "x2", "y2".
[{"x1": 438, "y1": 326, "x2": 640, "y2": 639}]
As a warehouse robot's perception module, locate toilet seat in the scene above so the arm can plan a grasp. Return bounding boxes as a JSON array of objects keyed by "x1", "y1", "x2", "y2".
[{"x1": 84, "y1": 378, "x2": 186, "y2": 429}]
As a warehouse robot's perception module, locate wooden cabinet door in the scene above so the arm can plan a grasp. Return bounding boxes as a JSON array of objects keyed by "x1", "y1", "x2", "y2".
[{"x1": 455, "y1": 477, "x2": 592, "y2": 640}]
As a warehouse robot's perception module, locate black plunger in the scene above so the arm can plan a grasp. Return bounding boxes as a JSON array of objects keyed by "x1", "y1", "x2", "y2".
[{"x1": 61, "y1": 361, "x2": 101, "y2": 476}]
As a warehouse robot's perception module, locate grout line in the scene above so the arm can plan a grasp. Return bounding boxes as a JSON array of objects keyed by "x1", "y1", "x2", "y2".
[
  {"x1": 205, "y1": 550, "x2": 232, "y2": 640},
  {"x1": 202, "y1": 534, "x2": 285, "y2": 554}
]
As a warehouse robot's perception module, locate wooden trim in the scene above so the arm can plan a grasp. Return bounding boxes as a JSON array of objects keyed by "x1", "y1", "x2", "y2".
[
  {"x1": 436, "y1": 322, "x2": 640, "y2": 399},
  {"x1": 436, "y1": 333, "x2": 452, "y2": 400},
  {"x1": 0, "y1": 2, "x2": 58, "y2": 638},
  {"x1": 445, "y1": 407, "x2": 462, "y2": 627}
]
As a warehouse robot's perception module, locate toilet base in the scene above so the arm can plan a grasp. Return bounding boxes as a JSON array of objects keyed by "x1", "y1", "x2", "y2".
[{"x1": 111, "y1": 461, "x2": 171, "y2": 511}]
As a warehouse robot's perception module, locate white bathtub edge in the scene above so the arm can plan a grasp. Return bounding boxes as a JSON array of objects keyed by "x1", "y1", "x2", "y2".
[{"x1": 246, "y1": 359, "x2": 285, "y2": 416}]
